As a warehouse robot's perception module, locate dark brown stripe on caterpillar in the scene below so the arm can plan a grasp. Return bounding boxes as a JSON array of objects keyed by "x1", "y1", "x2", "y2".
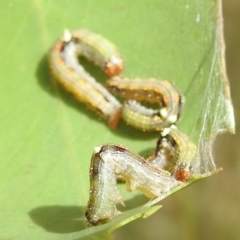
[{"x1": 107, "y1": 76, "x2": 184, "y2": 131}]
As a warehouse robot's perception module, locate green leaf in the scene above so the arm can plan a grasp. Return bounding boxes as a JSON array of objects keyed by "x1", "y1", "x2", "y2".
[{"x1": 0, "y1": 0, "x2": 234, "y2": 239}]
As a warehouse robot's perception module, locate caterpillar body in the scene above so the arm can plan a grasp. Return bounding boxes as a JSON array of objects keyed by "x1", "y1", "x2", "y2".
[
  {"x1": 147, "y1": 127, "x2": 196, "y2": 182},
  {"x1": 85, "y1": 127, "x2": 196, "y2": 225},
  {"x1": 49, "y1": 30, "x2": 123, "y2": 129},
  {"x1": 107, "y1": 76, "x2": 184, "y2": 131}
]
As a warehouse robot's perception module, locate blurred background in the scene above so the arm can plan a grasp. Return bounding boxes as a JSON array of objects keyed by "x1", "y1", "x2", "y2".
[{"x1": 116, "y1": 1, "x2": 240, "y2": 239}]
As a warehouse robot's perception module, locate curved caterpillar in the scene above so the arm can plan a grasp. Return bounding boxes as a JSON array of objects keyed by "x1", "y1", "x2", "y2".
[
  {"x1": 49, "y1": 29, "x2": 123, "y2": 129},
  {"x1": 147, "y1": 127, "x2": 196, "y2": 181},
  {"x1": 85, "y1": 127, "x2": 196, "y2": 225},
  {"x1": 49, "y1": 30, "x2": 183, "y2": 131},
  {"x1": 107, "y1": 76, "x2": 184, "y2": 131}
]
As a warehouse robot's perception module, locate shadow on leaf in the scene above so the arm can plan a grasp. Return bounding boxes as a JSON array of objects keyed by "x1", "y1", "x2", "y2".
[
  {"x1": 28, "y1": 205, "x2": 87, "y2": 233},
  {"x1": 28, "y1": 194, "x2": 148, "y2": 234},
  {"x1": 35, "y1": 54, "x2": 104, "y2": 127}
]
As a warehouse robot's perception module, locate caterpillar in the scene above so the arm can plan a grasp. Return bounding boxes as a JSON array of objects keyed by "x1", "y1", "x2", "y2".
[
  {"x1": 85, "y1": 127, "x2": 196, "y2": 225},
  {"x1": 49, "y1": 29, "x2": 123, "y2": 129},
  {"x1": 147, "y1": 127, "x2": 196, "y2": 182},
  {"x1": 106, "y1": 76, "x2": 184, "y2": 131}
]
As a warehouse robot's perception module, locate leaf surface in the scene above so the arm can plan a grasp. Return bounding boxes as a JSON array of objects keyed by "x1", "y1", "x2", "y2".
[{"x1": 0, "y1": 0, "x2": 234, "y2": 239}]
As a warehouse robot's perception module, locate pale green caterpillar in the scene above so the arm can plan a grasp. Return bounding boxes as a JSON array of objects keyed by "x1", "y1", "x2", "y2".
[{"x1": 85, "y1": 127, "x2": 196, "y2": 225}]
